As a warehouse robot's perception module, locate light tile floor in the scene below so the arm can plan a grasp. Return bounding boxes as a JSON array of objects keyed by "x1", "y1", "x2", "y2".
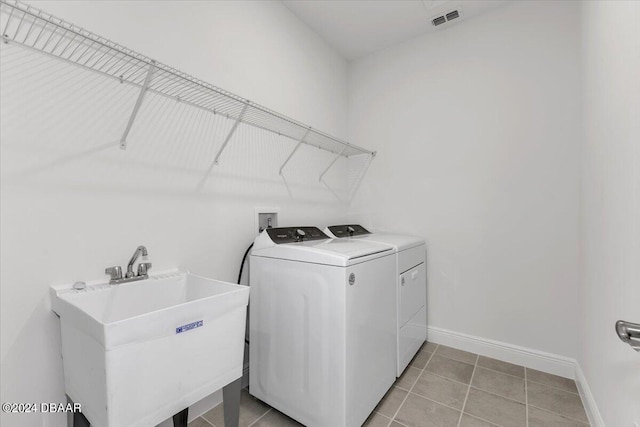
[{"x1": 188, "y1": 343, "x2": 589, "y2": 427}]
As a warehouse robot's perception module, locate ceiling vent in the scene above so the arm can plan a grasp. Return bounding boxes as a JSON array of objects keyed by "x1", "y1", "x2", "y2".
[
  {"x1": 431, "y1": 15, "x2": 446, "y2": 26},
  {"x1": 446, "y1": 10, "x2": 460, "y2": 21},
  {"x1": 431, "y1": 9, "x2": 462, "y2": 28}
]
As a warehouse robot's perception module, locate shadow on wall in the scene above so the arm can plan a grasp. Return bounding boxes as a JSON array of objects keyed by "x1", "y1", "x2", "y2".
[
  {"x1": 0, "y1": 43, "x2": 368, "y2": 203},
  {"x1": 0, "y1": 298, "x2": 68, "y2": 427}
]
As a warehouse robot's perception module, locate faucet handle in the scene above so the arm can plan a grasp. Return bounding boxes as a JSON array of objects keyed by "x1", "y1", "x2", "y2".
[
  {"x1": 105, "y1": 266, "x2": 123, "y2": 281},
  {"x1": 137, "y1": 262, "x2": 152, "y2": 277}
]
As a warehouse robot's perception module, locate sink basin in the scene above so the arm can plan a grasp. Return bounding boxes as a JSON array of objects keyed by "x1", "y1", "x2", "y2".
[{"x1": 51, "y1": 270, "x2": 249, "y2": 427}]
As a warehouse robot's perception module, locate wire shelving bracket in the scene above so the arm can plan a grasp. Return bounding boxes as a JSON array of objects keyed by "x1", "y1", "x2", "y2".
[
  {"x1": 279, "y1": 128, "x2": 311, "y2": 176},
  {"x1": 213, "y1": 104, "x2": 248, "y2": 165},
  {"x1": 319, "y1": 147, "x2": 347, "y2": 182},
  {"x1": 0, "y1": 0, "x2": 376, "y2": 170},
  {"x1": 120, "y1": 61, "x2": 155, "y2": 149}
]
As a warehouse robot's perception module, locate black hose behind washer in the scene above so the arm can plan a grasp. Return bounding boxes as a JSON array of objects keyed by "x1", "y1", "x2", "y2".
[
  {"x1": 238, "y1": 242, "x2": 254, "y2": 346},
  {"x1": 237, "y1": 243, "x2": 254, "y2": 285}
]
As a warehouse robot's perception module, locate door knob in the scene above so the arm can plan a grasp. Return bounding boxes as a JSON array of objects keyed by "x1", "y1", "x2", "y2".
[{"x1": 615, "y1": 320, "x2": 640, "y2": 352}]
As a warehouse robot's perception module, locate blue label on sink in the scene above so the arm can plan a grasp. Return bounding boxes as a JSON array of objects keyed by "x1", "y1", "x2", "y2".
[{"x1": 176, "y1": 320, "x2": 203, "y2": 334}]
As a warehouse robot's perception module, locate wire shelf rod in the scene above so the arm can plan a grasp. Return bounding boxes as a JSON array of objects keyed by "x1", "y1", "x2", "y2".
[{"x1": 19, "y1": 5, "x2": 37, "y2": 41}]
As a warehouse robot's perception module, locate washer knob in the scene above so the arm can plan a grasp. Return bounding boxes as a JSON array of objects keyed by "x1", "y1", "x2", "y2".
[{"x1": 295, "y1": 228, "x2": 306, "y2": 241}]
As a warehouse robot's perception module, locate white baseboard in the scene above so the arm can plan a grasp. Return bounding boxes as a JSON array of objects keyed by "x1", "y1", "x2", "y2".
[
  {"x1": 427, "y1": 326, "x2": 604, "y2": 426},
  {"x1": 575, "y1": 364, "x2": 605, "y2": 427},
  {"x1": 427, "y1": 326, "x2": 576, "y2": 378}
]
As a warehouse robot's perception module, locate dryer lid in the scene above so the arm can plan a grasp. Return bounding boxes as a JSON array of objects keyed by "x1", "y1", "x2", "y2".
[{"x1": 325, "y1": 225, "x2": 424, "y2": 252}]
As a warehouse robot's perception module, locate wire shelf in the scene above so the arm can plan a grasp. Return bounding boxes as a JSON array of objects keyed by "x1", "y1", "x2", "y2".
[{"x1": 0, "y1": 0, "x2": 375, "y2": 163}]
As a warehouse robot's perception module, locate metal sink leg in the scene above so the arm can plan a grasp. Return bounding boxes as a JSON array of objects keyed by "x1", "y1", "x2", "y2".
[
  {"x1": 173, "y1": 407, "x2": 188, "y2": 427},
  {"x1": 223, "y1": 378, "x2": 242, "y2": 427}
]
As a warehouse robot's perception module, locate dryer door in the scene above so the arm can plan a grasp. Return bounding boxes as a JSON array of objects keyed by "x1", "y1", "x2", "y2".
[{"x1": 399, "y1": 263, "x2": 426, "y2": 327}]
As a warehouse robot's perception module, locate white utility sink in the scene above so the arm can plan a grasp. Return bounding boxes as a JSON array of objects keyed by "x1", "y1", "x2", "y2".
[{"x1": 51, "y1": 270, "x2": 249, "y2": 427}]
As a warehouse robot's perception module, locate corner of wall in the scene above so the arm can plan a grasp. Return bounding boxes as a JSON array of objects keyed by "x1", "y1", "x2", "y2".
[{"x1": 574, "y1": 363, "x2": 605, "y2": 427}]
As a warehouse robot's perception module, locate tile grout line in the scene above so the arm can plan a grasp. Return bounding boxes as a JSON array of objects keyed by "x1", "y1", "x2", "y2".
[
  {"x1": 407, "y1": 384, "x2": 523, "y2": 426},
  {"x1": 526, "y1": 378, "x2": 581, "y2": 396},
  {"x1": 456, "y1": 353, "x2": 479, "y2": 427},
  {"x1": 432, "y1": 351, "x2": 478, "y2": 365},
  {"x1": 525, "y1": 367, "x2": 529, "y2": 427},
  {"x1": 409, "y1": 368, "x2": 524, "y2": 411},
  {"x1": 527, "y1": 404, "x2": 591, "y2": 425},
  {"x1": 462, "y1": 412, "x2": 503, "y2": 427},
  {"x1": 468, "y1": 352, "x2": 579, "y2": 394},
  {"x1": 418, "y1": 367, "x2": 473, "y2": 387},
  {"x1": 199, "y1": 416, "x2": 216, "y2": 427},
  {"x1": 408, "y1": 386, "x2": 513, "y2": 427},
  {"x1": 459, "y1": 385, "x2": 526, "y2": 406},
  {"x1": 409, "y1": 390, "x2": 469, "y2": 413},
  {"x1": 390, "y1": 418, "x2": 410, "y2": 427},
  {"x1": 386, "y1": 396, "x2": 503, "y2": 427},
  {"x1": 387, "y1": 343, "x2": 439, "y2": 427},
  {"x1": 456, "y1": 353, "x2": 581, "y2": 395},
  {"x1": 420, "y1": 366, "x2": 521, "y2": 391},
  {"x1": 475, "y1": 364, "x2": 526, "y2": 381},
  {"x1": 374, "y1": 411, "x2": 394, "y2": 426},
  {"x1": 247, "y1": 407, "x2": 271, "y2": 427},
  {"x1": 478, "y1": 358, "x2": 577, "y2": 392},
  {"x1": 418, "y1": 360, "x2": 530, "y2": 406},
  {"x1": 374, "y1": 411, "x2": 392, "y2": 420}
]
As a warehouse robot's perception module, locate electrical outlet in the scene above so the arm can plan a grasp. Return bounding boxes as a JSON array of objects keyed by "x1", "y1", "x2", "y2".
[{"x1": 255, "y1": 208, "x2": 279, "y2": 234}]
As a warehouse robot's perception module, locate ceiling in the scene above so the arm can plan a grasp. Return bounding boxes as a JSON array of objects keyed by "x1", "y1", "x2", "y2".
[{"x1": 282, "y1": 0, "x2": 510, "y2": 61}]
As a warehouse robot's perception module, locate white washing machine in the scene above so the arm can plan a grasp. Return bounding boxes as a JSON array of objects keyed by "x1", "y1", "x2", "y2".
[
  {"x1": 249, "y1": 226, "x2": 396, "y2": 427},
  {"x1": 325, "y1": 225, "x2": 427, "y2": 377}
]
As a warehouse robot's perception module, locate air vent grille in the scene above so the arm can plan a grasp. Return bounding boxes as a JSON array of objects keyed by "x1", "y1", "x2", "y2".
[
  {"x1": 446, "y1": 10, "x2": 460, "y2": 21},
  {"x1": 432, "y1": 16, "x2": 446, "y2": 26},
  {"x1": 431, "y1": 9, "x2": 462, "y2": 27}
]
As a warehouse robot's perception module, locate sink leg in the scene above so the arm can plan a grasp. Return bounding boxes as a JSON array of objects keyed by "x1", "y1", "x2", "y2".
[
  {"x1": 67, "y1": 395, "x2": 90, "y2": 427},
  {"x1": 66, "y1": 396, "x2": 73, "y2": 427},
  {"x1": 73, "y1": 412, "x2": 91, "y2": 427},
  {"x1": 172, "y1": 408, "x2": 188, "y2": 427},
  {"x1": 223, "y1": 378, "x2": 242, "y2": 427}
]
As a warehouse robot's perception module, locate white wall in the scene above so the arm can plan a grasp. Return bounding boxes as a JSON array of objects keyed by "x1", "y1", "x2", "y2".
[
  {"x1": 0, "y1": 2, "x2": 349, "y2": 426},
  {"x1": 580, "y1": 1, "x2": 640, "y2": 426},
  {"x1": 347, "y1": 1, "x2": 582, "y2": 358}
]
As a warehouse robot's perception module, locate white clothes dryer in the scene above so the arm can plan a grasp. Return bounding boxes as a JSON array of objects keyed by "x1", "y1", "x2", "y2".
[{"x1": 325, "y1": 225, "x2": 427, "y2": 377}]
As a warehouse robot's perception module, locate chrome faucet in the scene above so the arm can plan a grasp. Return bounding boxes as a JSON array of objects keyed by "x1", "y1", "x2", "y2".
[
  {"x1": 126, "y1": 245, "x2": 149, "y2": 278},
  {"x1": 105, "y1": 245, "x2": 152, "y2": 284}
]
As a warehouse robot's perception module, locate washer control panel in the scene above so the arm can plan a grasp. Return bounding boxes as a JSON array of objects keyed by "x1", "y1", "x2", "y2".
[
  {"x1": 328, "y1": 224, "x2": 371, "y2": 238},
  {"x1": 267, "y1": 227, "x2": 329, "y2": 244}
]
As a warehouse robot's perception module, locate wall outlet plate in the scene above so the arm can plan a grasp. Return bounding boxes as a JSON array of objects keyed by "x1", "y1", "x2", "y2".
[{"x1": 255, "y1": 207, "x2": 279, "y2": 234}]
